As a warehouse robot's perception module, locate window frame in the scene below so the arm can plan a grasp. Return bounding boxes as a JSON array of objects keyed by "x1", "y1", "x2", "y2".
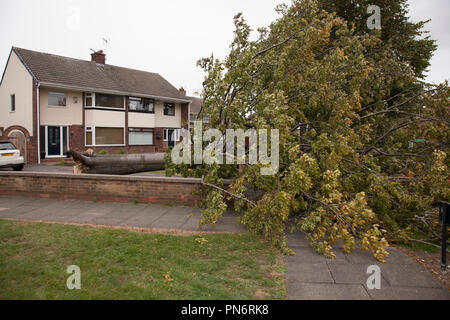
[
  {"x1": 42, "y1": 125, "x2": 69, "y2": 158},
  {"x1": 85, "y1": 126, "x2": 126, "y2": 147},
  {"x1": 128, "y1": 127, "x2": 154, "y2": 146},
  {"x1": 128, "y1": 97, "x2": 155, "y2": 113},
  {"x1": 84, "y1": 92, "x2": 125, "y2": 111},
  {"x1": 163, "y1": 103, "x2": 175, "y2": 116},
  {"x1": 48, "y1": 91, "x2": 67, "y2": 107},
  {"x1": 163, "y1": 128, "x2": 180, "y2": 142},
  {"x1": 10, "y1": 94, "x2": 15, "y2": 112}
]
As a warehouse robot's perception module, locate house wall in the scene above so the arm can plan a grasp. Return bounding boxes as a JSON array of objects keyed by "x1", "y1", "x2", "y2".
[
  {"x1": 128, "y1": 112, "x2": 155, "y2": 128},
  {"x1": 85, "y1": 109, "x2": 125, "y2": 128},
  {"x1": 0, "y1": 51, "x2": 34, "y2": 135},
  {"x1": 154, "y1": 101, "x2": 181, "y2": 128},
  {"x1": 39, "y1": 88, "x2": 83, "y2": 126}
]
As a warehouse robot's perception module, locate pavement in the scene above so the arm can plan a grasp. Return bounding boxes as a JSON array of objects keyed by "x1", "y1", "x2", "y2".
[{"x1": 0, "y1": 194, "x2": 448, "y2": 300}]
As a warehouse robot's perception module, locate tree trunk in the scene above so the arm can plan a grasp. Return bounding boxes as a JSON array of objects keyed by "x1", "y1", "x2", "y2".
[{"x1": 68, "y1": 150, "x2": 165, "y2": 175}]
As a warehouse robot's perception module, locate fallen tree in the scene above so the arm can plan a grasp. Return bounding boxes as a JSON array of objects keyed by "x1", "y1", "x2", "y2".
[
  {"x1": 166, "y1": 0, "x2": 449, "y2": 261},
  {"x1": 68, "y1": 150, "x2": 165, "y2": 175}
]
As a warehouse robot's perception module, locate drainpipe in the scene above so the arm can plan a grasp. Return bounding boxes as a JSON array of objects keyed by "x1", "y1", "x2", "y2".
[{"x1": 37, "y1": 82, "x2": 40, "y2": 164}]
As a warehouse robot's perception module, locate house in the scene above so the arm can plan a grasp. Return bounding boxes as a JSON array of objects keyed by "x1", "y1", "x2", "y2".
[
  {"x1": 0, "y1": 47, "x2": 192, "y2": 164},
  {"x1": 184, "y1": 94, "x2": 207, "y2": 129}
]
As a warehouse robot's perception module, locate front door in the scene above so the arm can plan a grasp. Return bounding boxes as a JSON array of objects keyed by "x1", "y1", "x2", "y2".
[
  {"x1": 47, "y1": 126, "x2": 61, "y2": 156},
  {"x1": 167, "y1": 129, "x2": 175, "y2": 147}
]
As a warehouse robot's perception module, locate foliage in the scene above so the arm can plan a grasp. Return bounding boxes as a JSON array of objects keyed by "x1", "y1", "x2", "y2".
[{"x1": 167, "y1": 0, "x2": 449, "y2": 261}]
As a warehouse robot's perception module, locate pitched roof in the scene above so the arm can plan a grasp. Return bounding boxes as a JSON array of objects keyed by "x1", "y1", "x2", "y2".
[
  {"x1": 187, "y1": 96, "x2": 203, "y2": 114},
  {"x1": 12, "y1": 47, "x2": 190, "y2": 101}
]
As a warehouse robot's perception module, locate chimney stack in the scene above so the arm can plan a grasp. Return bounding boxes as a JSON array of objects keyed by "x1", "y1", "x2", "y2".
[
  {"x1": 91, "y1": 50, "x2": 106, "y2": 64},
  {"x1": 179, "y1": 87, "x2": 186, "y2": 96}
]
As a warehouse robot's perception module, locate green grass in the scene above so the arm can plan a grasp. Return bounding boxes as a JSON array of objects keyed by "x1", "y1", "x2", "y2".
[
  {"x1": 146, "y1": 170, "x2": 166, "y2": 175},
  {"x1": 395, "y1": 230, "x2": 442, "y2": 253},
  {"x1": 0, "y1": 220, "x2": 286, "y2": 300}
]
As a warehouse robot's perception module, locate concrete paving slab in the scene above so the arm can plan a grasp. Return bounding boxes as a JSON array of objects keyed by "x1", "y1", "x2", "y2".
[
  {"x1": 381, "y1": 263, "x2": 444, "y2": 288},
  {"x1": 119, "y1": 206, "x2": 170, "y2": 228},
  {"x1": 284, "y1": 247, "x2": 327, "y2": 264},
  {"x1": 343, "y1": 250, "x2": 382, "y2": 265},
  {"x1": 0, "y1": 205, "x2": 38, "y2": 218},
  {"x1": 150, "y1": 214, "x2": 190, "y2": 229},
  {"x1": 287, "y1": 282, "x2": 371, "y2": 300},
  {"x1": 367, "y1": 286, "x2": 450, "y2": 300},
  {"x1": 199, "y1": 217, "x2": 246, "y2": 233},
  {"x1": 37, "y1": 208, "x2": 85, "y2": 222},
  {"x1": 0, "y1": 195, "x2": 37, "y2": 208},
  {"x1": 327, "y1": 261, "x2": 390, "y2": 288},
  {"x1": 285, "y1": 261, "x2": 334, "y2": 283},
  {"x1": 179, "y1": 216, "x2": 202, "y2": 231},
  {"x1": 384, "y1": 247, "x2": 416, "y2": 265}
]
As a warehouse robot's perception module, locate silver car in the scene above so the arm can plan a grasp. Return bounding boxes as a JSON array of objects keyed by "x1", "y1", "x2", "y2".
[{"x1": 0, "y1": 141, "x2": 24, "y2": 171}]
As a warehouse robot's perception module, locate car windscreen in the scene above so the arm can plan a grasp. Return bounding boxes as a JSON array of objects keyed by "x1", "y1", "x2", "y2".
[{"x1": 0, "y1": 142, "x2": 16, "y2": 150}]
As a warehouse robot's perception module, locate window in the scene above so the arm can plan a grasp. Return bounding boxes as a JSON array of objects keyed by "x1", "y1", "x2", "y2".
[
  {"x1": 128, "y1": 97, "x2": 154, "y2": 113},
  {"x1": 189, "y1": 113, "x2": 196, "y2": 121},
  {"x1": 85, "y1": 93, "x2": 93, "y2": 106},
  {"x1": 84, "y1": 93, "x2": 124, "y2": 109},
  {"x1": 203, "y1": 115, "x2": 210, "y2": 124},
  {"x1": 85, "y1": 127, "x2": 93, "y2": 146},
  {"x1": 163, "y1": 103, "x2": 175, "y2": 116},
  {"x1": 95, "y1": 93, "x2": 124, "y2": 109},
  {"x1": 163, "y1": 128, "x2": 180, "y2": 142},
  {"x1": 48, "y1": 92, "x2": 67, "y2": 107},
  {"x1": 129, "y1": 128, "x2": 154, "y2": 145},
  {"x1": 93, "y1": 127, "x2": 124, "y2": 145},
  {"x1": 10, "y1": 94, "x2": 15, "y2": 112}
]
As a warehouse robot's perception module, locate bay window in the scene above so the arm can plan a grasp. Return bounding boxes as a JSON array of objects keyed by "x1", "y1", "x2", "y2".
[
  {"x1": 85, "y1": 127, "x2": 125, "y2": 146},
  {"x1": 129, "y1": 128, "x2": 154, "y2": 145},
  {"x1": 84, "y1": 92, "x2": 124, "y2": 109},
  {"x1": 128, "y1": 97, "x2": 154, "y2": 113}
]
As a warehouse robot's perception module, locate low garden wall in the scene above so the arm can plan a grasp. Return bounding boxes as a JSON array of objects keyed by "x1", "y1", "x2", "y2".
[{"x1": 0, "y1": 172, "x2": 202, "y2": 206}]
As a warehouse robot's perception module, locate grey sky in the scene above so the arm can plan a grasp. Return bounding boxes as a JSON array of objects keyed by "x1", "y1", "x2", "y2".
[{"x1": 0, "y1": 0, "x2": 448, "y2": 97}]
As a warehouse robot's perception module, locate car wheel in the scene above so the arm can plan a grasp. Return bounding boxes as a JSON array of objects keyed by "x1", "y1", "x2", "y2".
[{"x1": 12, "y1": 164, "x2": 24, "y2": 171}]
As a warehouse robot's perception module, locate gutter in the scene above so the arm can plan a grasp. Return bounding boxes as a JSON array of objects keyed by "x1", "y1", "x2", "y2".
[{"x1": 38, "y1": 82, "x2": 193, "y2": 104}]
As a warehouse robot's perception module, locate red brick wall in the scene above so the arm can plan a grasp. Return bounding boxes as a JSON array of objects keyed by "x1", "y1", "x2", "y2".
[
  {"x1": 0, "y1": 172, "x2": 202, "y2": 206},
  {"x1": 69, "y1": 125, "x2": 84, "y2": 151}
]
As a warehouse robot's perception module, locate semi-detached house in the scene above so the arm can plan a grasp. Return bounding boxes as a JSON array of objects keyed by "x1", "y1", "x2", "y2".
[{"x1": 0, "y1": 47, "x2": 192, "y2": 163}]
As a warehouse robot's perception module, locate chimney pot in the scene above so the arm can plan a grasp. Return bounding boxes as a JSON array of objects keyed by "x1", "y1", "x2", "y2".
[{"x1": 179, "y1": 87, "x2": 186, "y2": 96}]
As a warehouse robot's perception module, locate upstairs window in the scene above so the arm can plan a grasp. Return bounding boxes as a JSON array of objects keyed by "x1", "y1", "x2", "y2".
[
  {"x1": 48, "y1": 91, "x2": 67, "y2": 107},
  {"x1": 163, "y1": 103, "x2": 175, "y2": 116},
  {"x1": 85, "y1": 93, "x2": 93, "y2": 106},
  {"x1": 84, "y1": 93, "x2": 124, "y2": 109},
  {"x1": 10, "y1": 94, "x2": 15, "y2": 112},
  {"x1": 95, "y1": 93, "x2": 124, "y2": 109},
  {"x1": 128, "y1": 97, "x2": 154, "y2": 113}
]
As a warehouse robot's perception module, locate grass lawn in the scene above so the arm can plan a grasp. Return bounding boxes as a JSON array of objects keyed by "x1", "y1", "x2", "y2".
[{"x1": 0, "y1": 220, "x2": 286, "y2": 300}]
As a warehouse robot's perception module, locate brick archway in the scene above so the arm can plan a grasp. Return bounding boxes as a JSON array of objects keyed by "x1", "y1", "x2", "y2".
[
  {"x1": 3, "y1": 125, "x2": 31, "y2": 138},
  {"x1": 3, "y1": 126, "x2": 33, "y2": 163}
]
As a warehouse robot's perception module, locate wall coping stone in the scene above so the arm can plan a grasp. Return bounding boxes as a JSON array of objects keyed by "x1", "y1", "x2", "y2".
[{"x1": 0, "y1": 171, "x2": 203, "y2": 184}]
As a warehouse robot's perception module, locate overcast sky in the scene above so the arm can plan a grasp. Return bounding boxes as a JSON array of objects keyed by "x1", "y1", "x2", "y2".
[{"x1": 0, "y1": 0, "x2": 448, "y2": 97}]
